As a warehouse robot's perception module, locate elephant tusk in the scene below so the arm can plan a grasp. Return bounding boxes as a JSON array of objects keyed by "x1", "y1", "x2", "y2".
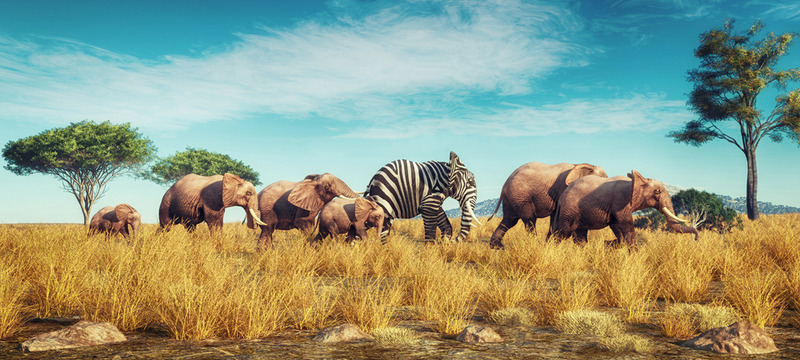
[
  {"x1": 467, "y1": 208, "x2": 482, "y2": 226},
  {"x1": 662, "y1": 207, "x2": 689, "y2": 224},
  {"x1": 339, "y1": 195, "x2": 358, "y2": 201},
  {"x1": 249, "y1": 208, "x2": 269, "y2": 226}
]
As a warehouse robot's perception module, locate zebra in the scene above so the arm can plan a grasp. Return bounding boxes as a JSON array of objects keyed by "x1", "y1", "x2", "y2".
[{"x1": 364, "y1": 151, "x2": 480, "y2": 242}]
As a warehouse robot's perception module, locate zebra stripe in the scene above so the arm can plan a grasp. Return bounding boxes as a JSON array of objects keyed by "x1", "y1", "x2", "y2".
[{"x1": 365, "y1": 157, "x2": 477, "y2": 241}]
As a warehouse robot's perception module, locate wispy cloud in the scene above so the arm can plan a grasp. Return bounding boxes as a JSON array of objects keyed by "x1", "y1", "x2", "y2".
[
  {"x1": 341, "y1": 92, "x2": 693, "y2": 139},
  {"x1": 1, "y1": 0, "x2": 594, "y2": 133}
]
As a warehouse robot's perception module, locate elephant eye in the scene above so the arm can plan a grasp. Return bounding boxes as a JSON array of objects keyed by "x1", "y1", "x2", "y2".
[
  {"x1": 654, "y1": 189, "x2": 661, "y2": 195},
  {"x1": 246, "y1": 191, "x2": 253, "y2": 196}
]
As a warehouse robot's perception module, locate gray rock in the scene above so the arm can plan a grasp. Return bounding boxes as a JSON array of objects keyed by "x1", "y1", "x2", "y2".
[
  {"x1": 313, "y1": 323, "x2": 373, "y2": 343},
  {"x1": 20, "y1": 321, "x2": 127, "y2": 352},
  {"x1": 683, "y1": 321, "x2": 778, "y2": 354},
  {"x1": 456, "y1": 325, "x2": 503, "y2": 343}
]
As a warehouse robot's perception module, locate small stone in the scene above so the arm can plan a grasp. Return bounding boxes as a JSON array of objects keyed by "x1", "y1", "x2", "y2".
[
  {"x1": 313, "y1": 323, "x2": 373, "y2": 343},
  {"x1": 456, "y1": 325, "x2": 503, "y2": 343},
  {"x1": 20, "y1": 321, "x2": 127, "y2": 352},
  {"x1": 683, "y1": 321, "x2": 778, "y2": 354}
]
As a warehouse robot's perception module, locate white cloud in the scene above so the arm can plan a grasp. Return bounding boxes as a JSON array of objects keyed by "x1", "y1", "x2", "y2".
[
  {"x1": 0, "y1": 0, "x2": 589, "y2": 131},
  {"x1": 341, "y1": 93, "x2": 693, "y2": 138}
]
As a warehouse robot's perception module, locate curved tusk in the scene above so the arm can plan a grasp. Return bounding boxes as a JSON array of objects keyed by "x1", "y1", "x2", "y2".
[
  {"x1": 249, "y1": 208, "x2": 269, "y2": 226},
  {"x1": 468, "y1": 209, "x2": 482, "y2": 226},
  {"x1": 662, "y1": 207, "x2": 688, "y2": 223},
  {"x1": 339, "y1": 195, "x2": 358, "y2": 201}
]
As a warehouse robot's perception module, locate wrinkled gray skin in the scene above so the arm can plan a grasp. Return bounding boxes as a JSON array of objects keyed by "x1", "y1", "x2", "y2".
[
  {"x1": 312, "y1": 196, "x2": 385, "y2": 245},
  {"x1": 159, "y1": 173, "x2": 263, "y2": 236},
  {"x1": 489, "y1": 162, "x2": 608, "y2": 249},
  {"x1": 257, "y1": 173, "x2": 359, "y2": 249},
  {"x1": 551, "y1": 170, "x2": 700, "y2": 247},
  {"x1": 89, "y1": 203, "x2": 141, "y2": 238}
]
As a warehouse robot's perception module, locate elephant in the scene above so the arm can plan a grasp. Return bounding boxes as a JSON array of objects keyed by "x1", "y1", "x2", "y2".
[
  {"x1": 311, "y1": 196, "x2": 386, "y2": 245},
  {"x1": 257, "y1": 173, "x2": 359, "y2": 249},
  {"x1": 550, "y1": 170, "x2": 700, "y2": 246},
  {"x1": 158, "y1": 173, "x2": 267, "y2": 235},
  {"x1": 89, "y1": 203, "x2": 141, "y2": 238},
  {"x1": 488, "y1": 162, "x2": 608, "y2": 249}
]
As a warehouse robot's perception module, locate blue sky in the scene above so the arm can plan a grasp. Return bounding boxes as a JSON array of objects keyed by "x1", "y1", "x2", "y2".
[{"x1": 2, "y1": 0, "x2": 799, "y2": 223}]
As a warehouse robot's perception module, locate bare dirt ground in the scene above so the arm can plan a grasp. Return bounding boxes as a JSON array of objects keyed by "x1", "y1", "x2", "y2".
[{"x1": 2, "y1": 311, "x2": 799, "y2": 359}]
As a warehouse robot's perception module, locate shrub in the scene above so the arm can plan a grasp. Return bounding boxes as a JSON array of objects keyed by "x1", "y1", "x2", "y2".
[{"x1": 555, "y1": 310, "x2": 625, "y2": 338}]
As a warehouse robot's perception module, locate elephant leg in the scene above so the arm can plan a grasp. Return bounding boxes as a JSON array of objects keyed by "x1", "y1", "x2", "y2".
[
  {"x1": 258, "y1": 225, "x2": 275, "y2": 250},
  {"x1": 573, "y1": 229, "x2": 589, "y2": 245},
  {"x1": 379, "y1": 219, "x2": 393, "y2": 245},
  {"x1": 420, "y1": 194, "x2": 447, "y2": 241},
  {"x1": 490, "y1": 214, "x2": 519, "y2": 250},
  {"x1": 435, "y1": 208, "x2": 453, "y2": 240},
  {"x1": 521, "y1": 218, "x2": 537, "y2": 234},
  {"x1": 346, "y1": 226, "x2": 359, "y2": 243}
]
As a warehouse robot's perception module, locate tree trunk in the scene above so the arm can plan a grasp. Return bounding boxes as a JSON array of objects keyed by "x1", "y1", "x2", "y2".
[
  {"x1": 81, "y1": 204, "x2": 91, "y2": 226},
  {"x1": 745, "y1": 148, "x2": 759, "y2": 220}
]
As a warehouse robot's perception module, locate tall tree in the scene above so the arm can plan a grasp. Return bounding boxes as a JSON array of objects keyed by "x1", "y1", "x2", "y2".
[
  {"x1": 3, "y1": 121, "x2": 156, "y2": 225},
  {"x1": 144, "y1": 147, "x2": 261, "y2": 186},
  {"x1": 669, "y1": 20, "x2": 800, "y2": 220}
]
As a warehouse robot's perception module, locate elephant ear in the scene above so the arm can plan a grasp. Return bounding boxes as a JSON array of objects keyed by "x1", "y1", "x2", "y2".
[
  {"x1": 565, "y1": 164, "x2": 596, "y2": 186},
  {"x1": 627, "y1": 170, "x2": 648, "y2": 209},
  {"x1": 222, "y1": 173, "x2": 245, "y2": 207},
  {"x1": 354, "y1": 197, "x2": 371, "y2": 223},
  {"x1": 448, "y1": 151, "x2": 466, "y2": 187},
  {"x1": 115, "y1": 203, "x2": 134, "y2": 222},
  {"x1": 288, "y1": 179, "x2": 325, "y2": 212}
]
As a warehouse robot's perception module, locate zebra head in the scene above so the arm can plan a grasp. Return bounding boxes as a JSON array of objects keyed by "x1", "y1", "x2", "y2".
[{"x1": 448, "y1": 152, "x2": 480, "y2": 234}]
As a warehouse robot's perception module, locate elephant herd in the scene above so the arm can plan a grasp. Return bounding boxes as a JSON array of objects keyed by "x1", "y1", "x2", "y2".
[{"x1": 89, "y1": 157, "x2": 699, "y2": 250}]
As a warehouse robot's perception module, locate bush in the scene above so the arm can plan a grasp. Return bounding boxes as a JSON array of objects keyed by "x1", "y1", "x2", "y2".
[{"x1": 635, "y1": 189, "x2": 742, "y2": 234}]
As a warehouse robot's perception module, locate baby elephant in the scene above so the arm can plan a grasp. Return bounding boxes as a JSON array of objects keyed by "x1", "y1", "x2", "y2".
[
  {"x1": 312, "y1": 196, "x2": 385, "y2": 245},
  {"x1": 89, "y1": 203, "x2": 141, "y2": 238}
]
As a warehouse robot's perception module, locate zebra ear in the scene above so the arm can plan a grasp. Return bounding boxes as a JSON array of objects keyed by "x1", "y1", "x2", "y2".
[{"x1": 449, "y1": 151, "x2": 466, "y2": 186}]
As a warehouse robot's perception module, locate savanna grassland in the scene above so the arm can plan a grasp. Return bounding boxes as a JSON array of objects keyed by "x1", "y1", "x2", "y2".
[{"x1": 1, "y1": 215, "x2": 800, "y2": 359}]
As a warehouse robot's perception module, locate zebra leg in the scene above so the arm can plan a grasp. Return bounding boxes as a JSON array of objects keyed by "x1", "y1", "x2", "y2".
[{"x1": 420, "y1": 193, "x2": 447, "y2": 242}]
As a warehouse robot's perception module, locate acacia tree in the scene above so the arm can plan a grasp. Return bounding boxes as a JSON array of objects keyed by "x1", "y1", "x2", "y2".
[
  {"x1": 3, "y1": 121, "x2": 156, "y2": 225},
  {"x1": 143, "y1": 147, "x2": 261, "y2": 186},
  {"x1": 669, "y1": 20, "x2": 800, "y2": 220}
]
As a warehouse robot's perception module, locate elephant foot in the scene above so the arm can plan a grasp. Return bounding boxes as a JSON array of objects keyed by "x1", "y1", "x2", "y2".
[{"x1": 489, "y1": 240, "x2": 505, "y2": 250}]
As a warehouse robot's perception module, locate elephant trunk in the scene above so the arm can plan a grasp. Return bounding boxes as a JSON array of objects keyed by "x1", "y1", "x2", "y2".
[
  {"x1": 130, "y1": 221, "x2": 141, "y2": 238},
  {"x1": 245, "y1": 197, "x2": 267, "y2": 229},
  {"x1": 661, "y1": 203, "x2": 699, "y2": 241}
]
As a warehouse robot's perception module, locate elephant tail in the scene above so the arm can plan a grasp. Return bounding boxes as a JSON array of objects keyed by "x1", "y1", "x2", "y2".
[{"x1": 488, "y1": 197, "x2": 502, "y2": 221}]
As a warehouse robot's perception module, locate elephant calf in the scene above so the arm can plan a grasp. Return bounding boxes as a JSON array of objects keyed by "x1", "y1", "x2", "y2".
[
  {"x1": 89, "y1": 203, "x2": 141, "y2": 238},
  {"x1": 312, "y1": 196, "x2": 385, "y2": 245}
]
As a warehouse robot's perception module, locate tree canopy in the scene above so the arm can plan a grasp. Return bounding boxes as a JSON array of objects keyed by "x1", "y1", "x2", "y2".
[
  {"x1": 3, "y1": 121, "x2": 156, "y2": 225},
  {"x1": 144, "y1": 147, "x2": 261, "y2": 186},
  {"x1": 668, "y1": 20, "x2": 800, "y2": 220}
]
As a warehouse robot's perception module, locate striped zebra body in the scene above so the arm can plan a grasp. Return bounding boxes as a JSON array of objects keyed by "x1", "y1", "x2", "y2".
[{"x1": 365, "y1": 152, "x2": 478, "y2": 242}]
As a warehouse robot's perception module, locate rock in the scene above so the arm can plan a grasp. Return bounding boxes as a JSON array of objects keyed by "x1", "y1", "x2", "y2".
[
  {"x1": 456, "y1": 325, "x2": 503, "y2": 344},
  {"x1": 313, "y1": 323, "x2": 373, "y2": 343},
  {"x1": 683, "y1": 321, "x2": 778, "y2": 354},
  {"x1": 20, "y1": 321, "x2": 127, "y2": 352}
]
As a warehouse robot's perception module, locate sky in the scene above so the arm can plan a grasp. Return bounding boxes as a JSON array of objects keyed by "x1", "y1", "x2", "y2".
[{"x1": 1, "y1": 0, "x2": 799, "y2": 224}]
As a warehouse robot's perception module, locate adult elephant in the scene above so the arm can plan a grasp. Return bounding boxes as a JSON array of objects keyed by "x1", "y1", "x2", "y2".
[
  {"x1": 551, "y1": 170, "x2": 699, "y2": 246},
  {"x1": 364, "y1": 152, "x2": 479, "y2": 243},
  {"x1": 159, "y1": 173, "x2": 266, "y2": 235},
  {"x1": 488, "y1": 162, "x2": 607, "y2": 249},
  {"x1": 257, "y1": 173, "x2": 359, "y2": 249},
  {"x1": 89, "y1": 203, "x2": 141, "y2": 238}
]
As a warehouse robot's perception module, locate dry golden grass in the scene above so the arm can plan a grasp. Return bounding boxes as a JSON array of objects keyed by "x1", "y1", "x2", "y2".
[
  {"x1": 659, "y1": 303, "x2": 740, "y2": 338},
  {"x1": 2, "y1": 213, "x2": 800, "y2": 341}
]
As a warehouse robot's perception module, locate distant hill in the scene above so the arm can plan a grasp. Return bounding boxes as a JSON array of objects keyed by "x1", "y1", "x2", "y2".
[{"x1": 445, "y1": 186, "x2": 800, "y2": 218}]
